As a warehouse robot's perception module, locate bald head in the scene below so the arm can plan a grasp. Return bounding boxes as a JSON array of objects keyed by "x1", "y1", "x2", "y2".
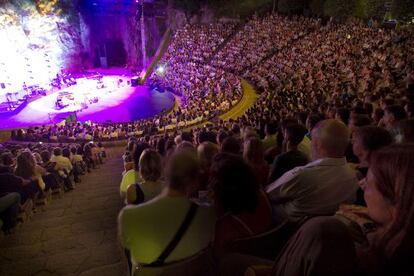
[{"x1": 311, "y1": 119, "x2": 350, "y2": 160}]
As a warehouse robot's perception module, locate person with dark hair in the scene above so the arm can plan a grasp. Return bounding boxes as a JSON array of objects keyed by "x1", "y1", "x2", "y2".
[
  {"x1": 197, "y1": 142, "x2": 219, "y2": 191},
  {"x1": 217, "y1": 130, "x2": 229, "y2": 147},
  {"x1": 0, "y1": 193, "x2": 21, "y2": 233},
  {"x1": 372, "y1": 107, "x2": 385, "y2": 125},
  {"x1": 51, "y1": 147, "x2": 73, "y2": 190},
  {"x1": 352, "y1": 126, "x2": 394, "y2": 205},
  {"x1": 14, "y1": 151, "x2": 46, "y2": 202},
  {"x1": 118, "y1": 150, "x2": 215, "y2": 275},
  {"x1": 269, "y1": 124, "x2": 309, "y2": 183},
  {"x1": 120, "y1": 142, "x2": 150, "y2": 198},
  {"x1": 383, "y1": 105, "x2": 408, "y2": 131},
  {"x1": 349, "y1": 114, "x2": 372, "y2": 133},
  {"x1": 231, "y1": 123, "x2": 241, "y2": 138},
  {"x1": 243, "y1": 138, "x2": 269, "y2": 188},
  {"x1": 273, "y1": 144, "x2": 414, "y2": 276},
  {"x1": 156, "y1": 137, "x2": 166, "y2": 156},
  {"x1": 262, "y1": 120, "x2": 278, "y2": 151},
  {"x1": 395, "y1": 119, "x2": 414, "y2": 143},
  {"x1": 352, "y1": 126, "x2": 394, "y2": 174},
  {"x1": 180, "y1": 131, "x2": 193, "y2": 143},
  {"x1": 51, "y1": 147, "x2": 72, "y2": 175},
  {"x1": 305, "y1": 114, "x2": 322, "y2": 140},
  {"x1": 126, "y1": 149, "x2": 163, "y2": 205},
  {"x1": 0, "y1": 152, "x2": 15, "y2": 174},
  {"x1": 220, "y1": 136, "x2": 240, "y2": 154},
  {"x1": 335, "y1": 107, "x2": 350, "y2": 125},
  {"x1": 210, "y1": 153, "x2": 271, "y2": 254},
  {"x1": 198, "y1": 130, "x2": 217, "y2": 145}
]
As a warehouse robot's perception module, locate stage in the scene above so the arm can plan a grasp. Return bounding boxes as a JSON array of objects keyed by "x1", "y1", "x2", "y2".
[{"x1": 0, "y1": 70, "x2": 175, "y2": 130}]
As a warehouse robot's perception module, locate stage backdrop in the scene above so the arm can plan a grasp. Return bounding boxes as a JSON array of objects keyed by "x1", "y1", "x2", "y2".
[{"x1": 0, "y1": 0, "x2": 83, "y2": 99}]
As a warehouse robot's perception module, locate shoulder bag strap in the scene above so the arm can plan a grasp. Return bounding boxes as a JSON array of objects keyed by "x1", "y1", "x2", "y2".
[{"x1": 145, "y1": 202, "x2": 198, "y2": 267}]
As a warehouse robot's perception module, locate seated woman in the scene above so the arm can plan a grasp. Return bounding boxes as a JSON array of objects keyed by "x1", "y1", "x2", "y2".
[
  {"x1": 243, "y1": 138, "x2": 269, "y2": 188},
  {"x1": 211, "y1": 153, "x2": 272, "y2": 255},
  {"x1": 118, "y1": 150, "x2": 215, "y2": 275},
  {"x1": 14, "y1": 151, "x2": 45, "y2": 200},
  {"x1": 119, "y1": 142, "x2": 150, "y2": 199},
  {"x1": 126, "y1": 149, "x2": 163, "y2": 205},
  {"x1": 222, "y1": 144, "x2": 414, "y2": 276},
  {"x1": 352, "y1": 126, "x2": 393, "y2": 205}
]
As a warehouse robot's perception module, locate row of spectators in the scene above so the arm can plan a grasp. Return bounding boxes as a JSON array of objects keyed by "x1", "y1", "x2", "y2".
[
  {"x1": 0, "y1": 141, "x2": 106, "y2": 233},
  {"x1": 117, "y1": 115, "x2": 414, "y2": 275},
  {"x1": 114, "y1": 13, "x2": 414, "y2": 276}
]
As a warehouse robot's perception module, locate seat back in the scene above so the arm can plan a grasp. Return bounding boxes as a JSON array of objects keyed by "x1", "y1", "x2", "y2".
[
  {"x1": 132, "y1": 247, "x2": 216, "y2": 276},
  {"x1": 227, "y1": 220, "x2": 301, "y2": 260}
]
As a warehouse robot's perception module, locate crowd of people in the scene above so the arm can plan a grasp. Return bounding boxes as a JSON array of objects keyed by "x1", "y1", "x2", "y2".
[
  {"x1": 3, "y1": 11, "x2": 414, "y2": 276},
  {"x1": 0, "y1": 141, "x2": 105, "y2": 233},
  {"x1": 116, "y1": 13, "x2": 414, "y2": 276},
  {"x1": 212, "y1": 14, "x2": 319, "y2": 74}
]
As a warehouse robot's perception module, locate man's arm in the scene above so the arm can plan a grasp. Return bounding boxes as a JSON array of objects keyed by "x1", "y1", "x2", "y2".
[{"x1": 265, "y1": 167, "x2": 304, "y2": 204}]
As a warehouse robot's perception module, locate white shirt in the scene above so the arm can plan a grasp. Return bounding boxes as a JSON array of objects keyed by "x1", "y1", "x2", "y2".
[{"x1": 266, "y1": 157, "x2": 358, "y2": 222}]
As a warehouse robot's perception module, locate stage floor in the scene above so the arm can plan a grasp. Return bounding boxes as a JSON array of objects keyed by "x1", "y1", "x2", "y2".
[{"x1": 0, "y1": 72, "x2": 175, "y2": 130}]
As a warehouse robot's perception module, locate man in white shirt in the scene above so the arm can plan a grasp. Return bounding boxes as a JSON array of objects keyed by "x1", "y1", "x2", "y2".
[{"x1": 266, "y1": 119, "x2": 358, "y2": 224}]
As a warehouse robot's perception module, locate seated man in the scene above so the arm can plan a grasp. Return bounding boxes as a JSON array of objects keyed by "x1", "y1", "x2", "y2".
[
  {"x1": 118, "y1": 150, "x2": 215, "y2": 275},
  {"x1": 51, "y1": 147, "x2": 73, "y2": 175},
  {"x1": 266, "y1": 119, "x2": 358, "y2": 224},
  {"x1": 268, "y1": 123, "x2": 309, "y2": 184}
]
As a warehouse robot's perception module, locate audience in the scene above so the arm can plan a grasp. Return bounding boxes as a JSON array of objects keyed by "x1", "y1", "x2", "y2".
[
  {"x1": 268, "y1": 123, "x2": 309, "y2": 183},
  {"x1": 3, "y1": 11, "x2": 414, "y2": 275},
  {"x1": 0, "y1": 141, "x2": 98, "y2": 233},
  {"x1": 118, "y1": 150, "x2": 215, "y2": 274},
  {"x1": 211, "y1": 153, "x2": 272, "y2": 255},
  {"x1": 126, "y1": 149, "x2": 163, "y2": 205},
  {"x1": 270, "y1": 144, "x2": 414, "y2": 276},
  {"x1": 266, "y1": 119, "x2": 359, "y2": 224}
]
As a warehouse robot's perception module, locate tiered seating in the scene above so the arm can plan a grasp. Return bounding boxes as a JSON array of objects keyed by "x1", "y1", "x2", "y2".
[{"x1": 0, "y1": 141, "x2": 106, "y2": 234}]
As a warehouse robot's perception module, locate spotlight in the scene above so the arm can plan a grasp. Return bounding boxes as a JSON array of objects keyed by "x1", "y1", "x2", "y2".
[{"x1": 156, "y1": 65, "x2": 165, "y2": 75}]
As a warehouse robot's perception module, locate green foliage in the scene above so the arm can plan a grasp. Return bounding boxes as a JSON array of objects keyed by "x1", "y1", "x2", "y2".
[
  {"x1": 320, "y1": 0, "x2": 387, "y2": 20},
  {"x1": 278, "y1": 0, "x2": 307, "y2": 14},
  {"x1": 310, "y1": 0, "x2": 326, "y2": 16},
  {"x1": 323, "y1": 0, "x2": 357, "y2": 20},
  {"x1": 212, "y1": 0, "x2": 272, "y2": 18},
  {"x1": 172, "y1": 0, "x2": 202, "y2": 19},
  {"x1": 363, "y1": 0, "x2": 386, "y2": 20},
  {"x1": 392, "y1": 0, "x2": 414, "y2": 22}
]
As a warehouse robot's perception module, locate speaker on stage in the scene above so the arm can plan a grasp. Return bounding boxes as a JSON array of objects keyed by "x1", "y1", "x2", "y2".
[
  {"x1": 131, "y1": 76, "x2": 139, "y2": 87},
  {"x1": 0, "y1": 83, "x2": 5, "y2": 89}
]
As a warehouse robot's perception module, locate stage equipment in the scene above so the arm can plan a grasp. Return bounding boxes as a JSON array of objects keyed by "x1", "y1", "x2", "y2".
[{"x1": 131, "y1": 76, "x2": 140, "y2": 87}]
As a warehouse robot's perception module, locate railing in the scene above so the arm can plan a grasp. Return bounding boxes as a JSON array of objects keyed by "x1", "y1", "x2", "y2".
[{"x1": 139, "y1": 29, "x2": 173, "y2": 84}]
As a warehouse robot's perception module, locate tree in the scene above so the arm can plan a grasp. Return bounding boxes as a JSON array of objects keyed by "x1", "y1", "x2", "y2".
[
  {"x1": 310, "y1": 0, "x2": 326, "y2": 16},
  {"x1": 172, "y1": 0, "x2": 202, "y2": 21},
  {"x1": 323, "y1": 0, "x2": 357, "y2": 20},
  {"x1": 278, "y1": 0, "x2": 307, "y2": 14},
  {"x1": 392, "y1": 0, "x2": 414, "y2": 22}
]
